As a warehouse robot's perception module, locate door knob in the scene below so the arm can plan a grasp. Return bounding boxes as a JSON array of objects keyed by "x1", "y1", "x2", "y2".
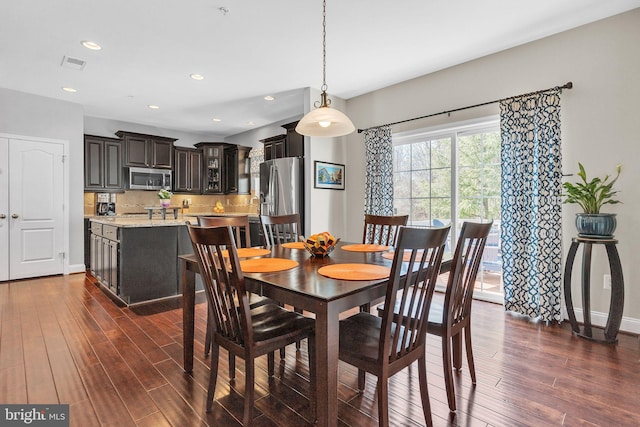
[
  {"x1": 0, "y1": 214, "x2": 6, "y2": 219},
  {"x1": 11, "y1": 214, "x2": 18, "y2": 219}
]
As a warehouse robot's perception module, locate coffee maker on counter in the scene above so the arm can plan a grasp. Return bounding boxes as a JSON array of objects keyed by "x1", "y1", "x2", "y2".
[{"x1": 96, "y1": 193, "x2": 117, "y2": 216}]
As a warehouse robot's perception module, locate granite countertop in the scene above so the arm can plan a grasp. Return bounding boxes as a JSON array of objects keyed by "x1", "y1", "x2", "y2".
[
  {"x1": 90, "y1": 216, "x2": 187, "y2": 227},
  {"x1": 89, "y1": 211, "x2": 259, "y2": 227}
]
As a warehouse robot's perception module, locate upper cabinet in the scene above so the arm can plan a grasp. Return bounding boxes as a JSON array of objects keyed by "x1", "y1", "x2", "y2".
[
  {"x1": 196, "y1": 143, "x2": 250, "y2": 194},
  {"x1": 116, "y1": 130, "x2": 176, "y2": 169},
  {"x1": 84, "y1": 135, "x2": 124, "y2": 191},
  {"x1": 223, "y1": 145, "x2": 251, "y2": 194},
  {"x1": 260, "y1": 120, "x2": 304, "y2": 161},
  {"x1": 261, "y1": 134, "x2": 286, "y2": 161},
  {"x1": 281, "y1": 121, "x2": 304, "y2": 158},
  {"x1": 196, "y1": 143, "x2": 225, "y2": 194},
  {"x1": 174, "y1": 147, "x2": 202, "y2": 194}
]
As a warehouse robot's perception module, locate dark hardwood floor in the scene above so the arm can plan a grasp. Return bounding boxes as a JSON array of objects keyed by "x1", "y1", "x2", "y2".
[{"x1": 1, "y1": 273, "x2": 638, "y2": 426}]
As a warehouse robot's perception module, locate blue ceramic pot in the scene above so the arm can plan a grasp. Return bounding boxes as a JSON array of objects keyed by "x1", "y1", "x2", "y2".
[{"x1": 575, "y1": 213, "x2": 616, "y2": 238}]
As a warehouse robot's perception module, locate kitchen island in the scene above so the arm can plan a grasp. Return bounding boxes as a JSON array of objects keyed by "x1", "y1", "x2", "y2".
[
  {"x1": 88, "y1": 212, "x2": 259, "y2": 305},
  {"x1": 89, "y1": 216, "x2": 192, "y2": 305}
]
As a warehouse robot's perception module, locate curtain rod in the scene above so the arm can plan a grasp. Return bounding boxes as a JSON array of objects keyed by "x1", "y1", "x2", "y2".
[{"x1": 357, "y1": 81, "x2": 573, "y2": 134}]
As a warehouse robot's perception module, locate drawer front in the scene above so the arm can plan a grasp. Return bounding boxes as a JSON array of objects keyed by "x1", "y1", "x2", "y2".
[
  {"x1": 102, "y1": 224, "x2": 119, "y2": 241},
  {"x1": 91, "y1": 222, "x2": 103, "y2": 235}
]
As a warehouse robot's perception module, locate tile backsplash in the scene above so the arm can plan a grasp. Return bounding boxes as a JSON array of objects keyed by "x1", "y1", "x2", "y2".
[{"x1": 85, "y1": 190, "x2": 259, "y2": 216}]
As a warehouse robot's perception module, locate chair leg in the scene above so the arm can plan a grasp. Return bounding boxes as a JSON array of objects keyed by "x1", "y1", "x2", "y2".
[
  {"x1": 243, "y1": 359, "x2": 255, "y2": 426},
  {"x1": 204, "y1": 312, "x2": 212, "y2": 357},
  {"x1": 464, "y1": 324, "x2": 476, "y2": 384},
  {"x1": 417, "y1": 355, "x2": 433, "y2": 427},
  {"x1": 295, "y1": 307, "x2": 303, "y2": 350},
  {"x1": 229, "y1": 353, "x2": 236, "y2": 381},
  {"x1": 268, "y1": 351, "x2": 275, "y2": 377},
  {"x1": 358, "y1": 369, "x2": 366, "y2": 391},
  {"x1": 441, "y1": 334, "x2": 456, "y2": 412},
  {"x1": 206, "y1": 342, "x2": 220, "y2": 412},
  {"x1": 308, "y1": 336, "x2": 317, "y2": 422},
  {"x1": 377, "y1": 377, "x2": 389, "y2": 427},
  {"x1": 452, "y1": 331, "x2": 463, "y2": 371}
]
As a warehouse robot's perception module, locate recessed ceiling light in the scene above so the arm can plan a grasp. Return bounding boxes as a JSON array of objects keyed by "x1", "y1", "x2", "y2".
[
  {"x1": 190, "y1": 74, "x2": 205, "y2": 81},
  {"x1": 212, "y1": 118, "x2": 222, "y2": 122},
  {"x1": 62, "y1": 87, "x2": 77, "y2": 93},
  {"x1": 264, "y1": 95, "x2": 275, "y2": 101},
  {"x1": 247, "y1": 121, "x2": 256, "y2": 126},
  {"x1": 81, "y1": 40, "x2": 102, "y2": 50},
  {"x1": 148, "y1": 105, "x2": 160, "y2": 110}
]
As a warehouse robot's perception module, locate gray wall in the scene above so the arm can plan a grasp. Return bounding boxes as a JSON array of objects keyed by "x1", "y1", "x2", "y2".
[{"x1": 344, "y1": 9, "x2": 640, "y2": 328}]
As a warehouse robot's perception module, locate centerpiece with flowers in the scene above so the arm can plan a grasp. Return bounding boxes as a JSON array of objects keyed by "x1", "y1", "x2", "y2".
[{"x1": 158, "y1": 188, "x2": 173, "y2": 207}]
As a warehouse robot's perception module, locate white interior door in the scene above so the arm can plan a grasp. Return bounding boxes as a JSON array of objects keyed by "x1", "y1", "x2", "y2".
[
  {"x1": 8, "y1": 138, "x2": 64, "y2": 279},
  {"x1": 0, "y1": 138, "x2": 8, "y2": 281}
]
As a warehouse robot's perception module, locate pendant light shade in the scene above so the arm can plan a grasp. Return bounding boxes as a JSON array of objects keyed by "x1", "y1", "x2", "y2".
[
  {"x1": 296, "y1": 99, "x2": 355, "y2": 137},
  {"x1": 296, "y1": 0, "x2": 355, "y2": 138}
]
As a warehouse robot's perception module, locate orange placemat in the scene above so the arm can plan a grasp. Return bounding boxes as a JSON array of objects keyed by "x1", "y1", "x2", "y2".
[
  {"x1": 382, "y1": 250, "x2": 424, "y2": 262},
  {"x1": 240, "y1": 258, "x2": 298, "y2": 273},
  {"x1": 281, "y1": 241, "x2": 305, "y2": 249},
  {"x1": 222, "y1": 247, "x2": 271, "y2": 258},
  {"x1": 341, "y1": 243, "x2": 390, "y2": 252},
  {"x1": 317, "y1": 263, "x2": 391, "y2": 281}
]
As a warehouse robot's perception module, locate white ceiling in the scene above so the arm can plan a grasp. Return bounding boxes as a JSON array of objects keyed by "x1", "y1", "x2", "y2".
[{"x1": 1, "y1": 0, "x2": 638, "y2": 137}]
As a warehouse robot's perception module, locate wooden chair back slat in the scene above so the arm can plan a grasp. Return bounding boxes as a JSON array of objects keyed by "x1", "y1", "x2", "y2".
[
  {"x1": 260, "y1": 213, "x2": 302, "y2": 246},
  {"x1": 362, "y1": 214, "x2": 409, "y2": 246},
  {"x1": 198, "y1": 215, "x2": 251, "y2": 248}
]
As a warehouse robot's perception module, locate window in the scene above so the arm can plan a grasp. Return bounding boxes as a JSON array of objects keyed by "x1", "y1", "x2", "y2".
[{"x1": 393, "y1": 118, "x2": 503, "y2": 301}]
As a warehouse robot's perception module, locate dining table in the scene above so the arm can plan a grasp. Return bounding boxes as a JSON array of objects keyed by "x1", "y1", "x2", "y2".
[{"x1": 179, "y1": 240, "x2": 451, "y2": 427}]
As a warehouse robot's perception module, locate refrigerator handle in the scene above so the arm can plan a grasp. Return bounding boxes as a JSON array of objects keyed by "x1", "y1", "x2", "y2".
[
  {"x1": 268, "y1": 164, "x2": 276, "y2": 215},
  {"x1": 272, "y1": 164, "x2": 280, "y2": 216}
]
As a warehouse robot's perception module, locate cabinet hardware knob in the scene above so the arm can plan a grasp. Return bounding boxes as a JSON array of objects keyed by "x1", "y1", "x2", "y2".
[
  {"x1": 0, "y1": 214, "x2": 6, "y2": 219},
  {"x1": 11, "y1": 214, "x2": 19, "y2": 219}
]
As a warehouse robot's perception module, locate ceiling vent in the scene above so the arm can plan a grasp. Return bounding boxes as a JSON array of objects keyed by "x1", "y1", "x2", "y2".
[{"x1": 61, "y1": 56, "x2": 86, "y2": 70}]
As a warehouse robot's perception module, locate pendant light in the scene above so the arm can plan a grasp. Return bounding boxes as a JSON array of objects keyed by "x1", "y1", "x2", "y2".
[{"x1": 296, "y1": 0, "x2": 355, "y2": 137}]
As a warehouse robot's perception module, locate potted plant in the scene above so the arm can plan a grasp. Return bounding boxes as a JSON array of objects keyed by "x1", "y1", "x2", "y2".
[
  {"x1": 562, "y1": 162, "x2": 621, "y2": 237},
  {"x1": 158, "y1": 188, "x2": 173, "y2": 208}
]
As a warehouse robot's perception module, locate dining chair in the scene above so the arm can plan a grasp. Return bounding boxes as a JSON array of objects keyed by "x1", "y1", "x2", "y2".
[
  {"x1": 380, "y1": 220, "x2": 493, "y2": 412},
  {"x1": 362, "y1": 214, "x2": 409, "y2": 246},
  {"x1": 339, "y1": 225, "x2": 450, "y2": 427},
  {"x1": 360, "y1": 214, "x2": 410, "y2": 313},
  {"x1": 198, "y1": 215, "x2": 273, "y2": 360},
  {"x1": 260, "y1": 213, "x2": 303, "y2": 246},
  {"x1": 198, "y1": 215, "x2": 251, "y2": 248},
  {"x1": 260, "y1": 213, "x2": 306, "y2": 350},
  {"x1": 186, "y1": 223, "x2": 316, "y2": 426}
]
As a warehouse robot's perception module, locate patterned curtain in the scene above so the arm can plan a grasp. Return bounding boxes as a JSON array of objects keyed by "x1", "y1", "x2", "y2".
[
  {"x1": 500, "y1": 89, "x2": 563, "y2": 323},
  {"x1": 363, "y1": 126, "x2": 394, "y2": 216}
]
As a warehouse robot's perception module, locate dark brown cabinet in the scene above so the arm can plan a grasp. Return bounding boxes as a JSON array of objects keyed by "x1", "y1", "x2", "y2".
[
  {"x1": 196, "y1": 143, "x2": 225, "y2": 194},
  {"x1": 174, "y1": 147, "x2": 202, "y2": 193},
  {"x1": 282, "y1": 121, "x2": 304, "y2": 158},
  {"x1": 116, "y1": 130, "x2": 176, "y2": 169},
  {"x1": 223, "y1": 146, "x2": 251, "y2": 194},
  {"x1": 261, "y1": 121, "x2": 304, "y2": 160},
  {"x1": 261, "y1": 134, "x2": 286, "y2": 161},
  {"x1": 84, "y1": 135, "x2": 124, "y2": 191}
]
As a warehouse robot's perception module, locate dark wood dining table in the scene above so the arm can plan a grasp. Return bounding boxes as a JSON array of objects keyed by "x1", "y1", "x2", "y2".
[{"x1": 179, "y1": 241, "x2": 451, "y2": 427}]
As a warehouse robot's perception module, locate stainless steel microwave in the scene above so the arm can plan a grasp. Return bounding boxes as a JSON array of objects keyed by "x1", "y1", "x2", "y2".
[{"x1": 126, "y1": 167, "x2": 172, "y2": 190}]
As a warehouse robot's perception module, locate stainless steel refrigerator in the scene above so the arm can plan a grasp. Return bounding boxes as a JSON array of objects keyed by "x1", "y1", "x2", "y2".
[{"x1": 259, "y1": 157, "x2": 304, "y2": 234}]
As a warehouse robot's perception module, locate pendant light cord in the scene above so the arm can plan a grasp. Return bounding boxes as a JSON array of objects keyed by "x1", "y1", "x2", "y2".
[{"x1": 321, "y1": 0, "x2": 327, "y2": 92}]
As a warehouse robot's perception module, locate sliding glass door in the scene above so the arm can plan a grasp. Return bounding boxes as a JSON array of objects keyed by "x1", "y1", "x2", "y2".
[{"x1": 393, "y1": 119, "x2": 503, "y2": 302}]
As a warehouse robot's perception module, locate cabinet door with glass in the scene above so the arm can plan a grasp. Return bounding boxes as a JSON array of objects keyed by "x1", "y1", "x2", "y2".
[{"x1": 198, "y1": 143, "x2": 224, "y2": 194}]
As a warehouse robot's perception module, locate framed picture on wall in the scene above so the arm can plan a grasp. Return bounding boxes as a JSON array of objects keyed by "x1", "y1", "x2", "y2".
[{"x1": 314, "y1": 161, "x2": 345, "y2": 190}]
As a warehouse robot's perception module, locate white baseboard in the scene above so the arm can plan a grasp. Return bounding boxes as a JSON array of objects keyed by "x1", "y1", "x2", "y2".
[
  {"x1": 569, "y1": 308, "x2": 640, "y2": 335},
  {"x1": 67, "y1": 263, "x2": 87, "y2": 275}
]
